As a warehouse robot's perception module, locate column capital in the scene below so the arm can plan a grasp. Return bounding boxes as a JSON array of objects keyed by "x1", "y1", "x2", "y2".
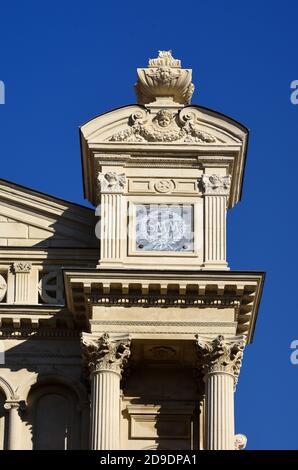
[
  {"x1": 97, "y1": 171, "x2": 126, "y2": 194},
  {"x1": 11, "y1": 261, "x2": 32, "y2": 274},
  {"x1": 195, "y1": 334, "x2": 246, "y2": 383},
  {"x1": 4, "y1": 400, "x2": 22, "y2": 411},
  {"x1": 81, "y1": 332, "x2": 131, "y2": 376},
  {"x1": 200, "y1": 174, "x2": 231, "y2": 196}
]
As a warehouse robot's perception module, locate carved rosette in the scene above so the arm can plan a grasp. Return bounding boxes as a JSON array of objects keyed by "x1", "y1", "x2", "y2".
[
  {"x1": 81, "y1": 332, "x2": 131, "y2": 376},
  {"x1": 97, "y1": 171, "x2": 126, "y2": 194},
  {"x1": 0, "y1": 274, "x2": 7, "y2": 302},
  {"x1": 135, "y1": 50, "x2": 194, "y2": 106},
  {"x1": 201, "y1": 174, "x2": 231, "y2": 196},
  {"x1": 38, "y1": 271, "x2": 64, "y2": 305},
  {"x1": 109, "y1": 108, "x2": 217, "y2": 144},
  {"x1": 12, "y1": 262, "x2": 32, "y2": 274},
  {"x1": 196, "y1": 334, "x2": 246, "y2": 384}
]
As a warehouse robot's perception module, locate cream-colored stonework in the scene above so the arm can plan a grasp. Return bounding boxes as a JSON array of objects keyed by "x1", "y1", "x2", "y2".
[{"x1": 0, "y1": 51, "x2": 264, "y2": 450}]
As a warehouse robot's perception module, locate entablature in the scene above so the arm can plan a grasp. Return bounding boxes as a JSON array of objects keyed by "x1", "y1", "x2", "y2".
[{"x1": 63, "y1": 269, "x2": 264, "y2": 343}]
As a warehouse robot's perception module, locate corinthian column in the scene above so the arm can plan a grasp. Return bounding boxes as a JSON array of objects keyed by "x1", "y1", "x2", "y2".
[
  {"x1": 196, "y1": 334, "x2": 246, "y2": 450},
  {"x1": 81, "y1": 332, "x2": 131, "y2": 450}
]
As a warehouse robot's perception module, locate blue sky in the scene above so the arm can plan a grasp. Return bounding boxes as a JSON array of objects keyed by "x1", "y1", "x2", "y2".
[{"x1": 0, "y1": 0, "x2": 298, "y2": 450}]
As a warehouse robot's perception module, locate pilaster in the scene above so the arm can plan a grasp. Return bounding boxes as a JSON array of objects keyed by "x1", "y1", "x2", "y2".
[
  {"x1": 201, "y1": 174, "x2": 231, "y2": 270},
  {"x1": 96, "y1": 171, "x2": 126, "y2": 267},
  {"x1": 6, "y1": 262, "x2": 38, "y2": 304}
]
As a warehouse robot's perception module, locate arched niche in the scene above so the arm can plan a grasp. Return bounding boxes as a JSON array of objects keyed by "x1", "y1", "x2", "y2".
[
  {"x1": 26, "y1": 382, "x2": 81, "y2": 450},
  {"x1": 16, "y1": 373, "x2": 88, "y2": 405}
]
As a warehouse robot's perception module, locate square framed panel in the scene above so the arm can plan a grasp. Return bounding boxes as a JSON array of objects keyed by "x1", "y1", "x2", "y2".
[
  {"x1": 128, "y1": 198, "x2": 202, "y2": 259},
  {"x1": 135, "y1": 204, "x2": 194, "y2": 253}
]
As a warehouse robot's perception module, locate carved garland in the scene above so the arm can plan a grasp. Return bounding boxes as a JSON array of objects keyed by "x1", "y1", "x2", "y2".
[{"x1": 109, "y1": 109, "x2": 217, "y2": 143}]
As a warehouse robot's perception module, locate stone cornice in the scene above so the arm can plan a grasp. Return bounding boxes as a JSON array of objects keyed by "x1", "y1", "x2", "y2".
[
  {"x1": 0, "y1": 179, "x2": 97, "y2": 248},
  {"x1": 81, "y1": 332, "x2": 131, "y2": 376},
  {"x1": 0, "y1": 306, "x2": 87, "y2": 334},
  {"x1": 64, "y1": 269, "x2": 265, "y2": 343}
]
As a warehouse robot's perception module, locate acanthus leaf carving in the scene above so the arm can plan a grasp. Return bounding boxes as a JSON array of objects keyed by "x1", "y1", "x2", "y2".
[
  {"x1": 12, "y1": 262, "x2": 32, "y2": 274},
  {"x1": 81, "y1": 332, "x2": 131, "y2": 376},
  {"x1": 97, "y1": 171, "x2": 126, "y2": 193},
  {"x1": 201, "y1": 174, "x2": 231, "y2": 195},
  {"x1": 109, "y1": 108, "x2": 217, "y2": 144},
  {"x1": 195, "y1": 334, "x2": 246, "y2": 385}
]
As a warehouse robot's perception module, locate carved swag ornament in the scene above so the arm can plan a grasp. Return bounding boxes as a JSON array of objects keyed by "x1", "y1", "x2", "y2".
[{"x1": 109, "y1": 109, "x2": 217, "y2": 144}]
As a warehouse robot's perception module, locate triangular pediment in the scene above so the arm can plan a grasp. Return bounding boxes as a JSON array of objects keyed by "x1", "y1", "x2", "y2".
[{"x1": 0, "y1": 180, "x2": 98, "y2": 248}]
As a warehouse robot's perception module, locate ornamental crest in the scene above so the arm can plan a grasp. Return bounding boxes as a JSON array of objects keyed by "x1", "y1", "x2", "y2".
[{"x1": 109, "y1": 109, "x2": 218, "y2": 144}]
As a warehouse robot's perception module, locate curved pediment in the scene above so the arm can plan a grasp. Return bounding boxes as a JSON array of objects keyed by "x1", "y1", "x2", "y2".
[
  {"x1": 80, "y1": 104, "x2": 247, "y2": 146},
  {"x1": 80, "y1": 103, "x2": 248, "y2": 207}
]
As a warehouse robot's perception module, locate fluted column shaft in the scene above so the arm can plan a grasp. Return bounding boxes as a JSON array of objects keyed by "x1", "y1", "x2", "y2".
[
  {"x1": 204, "y1": 371, "x2": 235, "y2": 450},
  {"x1": 90, "y1": 369, "x2": 120, "y2": 450}
]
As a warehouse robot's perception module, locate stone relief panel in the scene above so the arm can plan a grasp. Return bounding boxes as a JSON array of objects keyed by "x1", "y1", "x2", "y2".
[{"x1": 109, "y1": 108, "x2": 220, "y2": 144}]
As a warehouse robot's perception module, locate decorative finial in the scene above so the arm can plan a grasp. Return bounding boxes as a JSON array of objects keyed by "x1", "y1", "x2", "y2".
[{"x1": 135, "y1": 50, "x2": 195, "y2": 106}]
